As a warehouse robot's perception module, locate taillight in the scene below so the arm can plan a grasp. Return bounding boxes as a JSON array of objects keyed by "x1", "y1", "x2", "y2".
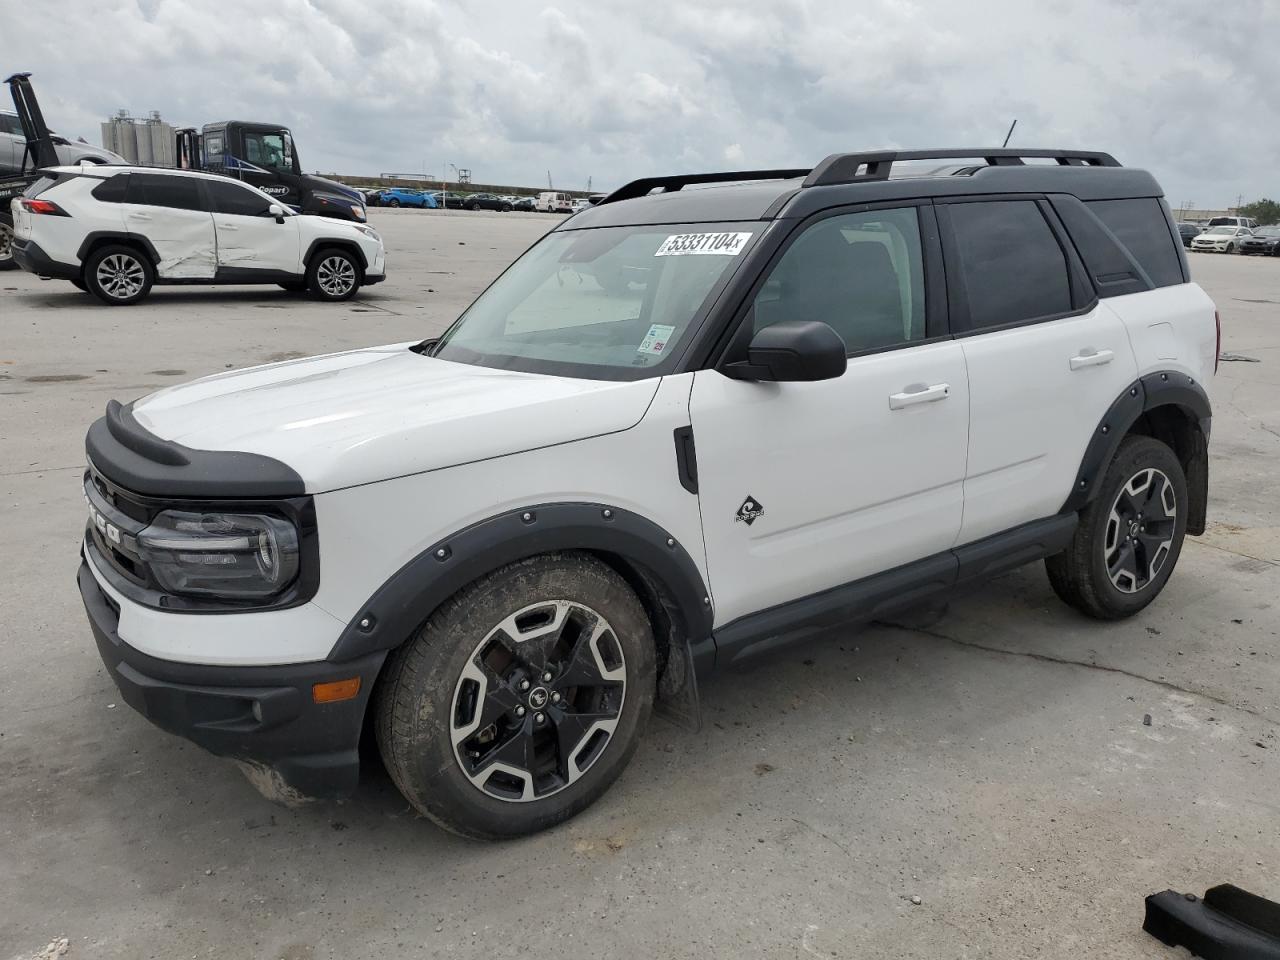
[
  {"x1": 1214, "y1": 310, "x2": 1221, "y2": 373},
  {"x1": 19, "y1": 198, "x2": 69, "y2": 216}
]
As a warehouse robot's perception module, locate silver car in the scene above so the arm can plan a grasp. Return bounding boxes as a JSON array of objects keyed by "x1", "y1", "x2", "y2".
[{"x1": 0, "y1": 111, "x2": 126, "y2": 173}]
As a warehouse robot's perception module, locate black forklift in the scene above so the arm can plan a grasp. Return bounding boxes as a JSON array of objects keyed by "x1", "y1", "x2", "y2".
[
  {"x1": 0, "y1": 73, "x2": 59, "y2": 271},
  {"x1": 175, "y1": 121, "x2": 366, "y2": 222}
]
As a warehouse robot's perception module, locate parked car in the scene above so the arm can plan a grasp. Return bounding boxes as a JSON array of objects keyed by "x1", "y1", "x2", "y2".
[
  {"x1": 1190, "y1": 225, "x2": 1252, "y2": 254},
  {"x1": 537, "y1": 190, "x2": 574, "y2": 213},
  {"x1": 362, "y1": 188, "x2": 386, "y2": 208},
  {"x1": 511, "y1": 196, "x2": 537, "y2": 211},
  {"x1": 463, "y1": 193, "x2": 513, "y2": 212},
  {"x1": 11, "y1": 165, "x2": 385, "y2": 304},
  {"x1": 1240, "y1": 225, "x2": 1280, "y2": 256},
  {"x1": 381, "y1": 187, "x2": 436, "y2": 209},
  {"x1": 569, "y1": 198, "x2": 590, "y2": 213},
  {"x1": 77, "y1": 147, "x2": 1214, "y2": 839},
  {"x1": 0, "y1": 110, "x2": 127, "y2": 173},
  {"x1": 1175, "y1": 222, "x2": 1199, "y2": 248},
  {"x1": 431, "y1": 191, "x2": 467, "y2": 209},
  {"x1": 1207, "y1": 216, "x2": 1258, "y2": 230}
]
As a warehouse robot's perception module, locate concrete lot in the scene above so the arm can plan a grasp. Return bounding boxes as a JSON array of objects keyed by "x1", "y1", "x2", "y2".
[{"x1": 1, "y1": 209, "x2": 1277, "y2": 959}]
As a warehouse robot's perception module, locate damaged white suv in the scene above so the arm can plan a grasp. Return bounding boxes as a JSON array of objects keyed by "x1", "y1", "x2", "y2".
[
  {"x1": 79, "y1": 149, "x2": 1216, "y2": 839},
  {"x1": 11, "y1": 165, "x2": 384, "y2": 303}
]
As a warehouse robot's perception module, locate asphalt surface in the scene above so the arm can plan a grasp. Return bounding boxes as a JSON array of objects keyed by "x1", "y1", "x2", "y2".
[{"x1": 1, "y1": 209, "x2": 1277, "y2": 959}]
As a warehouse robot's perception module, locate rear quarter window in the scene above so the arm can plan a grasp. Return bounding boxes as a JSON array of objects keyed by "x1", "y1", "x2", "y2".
[
  {"x1": 91, "y1": 174, "x2": 129, "y2": 203},
  {"x1": 1087, "y1": 198, "x2": 1184, "y2": 288}
]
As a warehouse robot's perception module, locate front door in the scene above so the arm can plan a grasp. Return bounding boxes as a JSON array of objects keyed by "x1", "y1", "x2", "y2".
[
  {"x1": 236, "y1": 129, "x2": 301, "y2": 208},
  {"x1": 121, "y1": 173, "x2": 216, "y2": 279},
  {"x1": 204, "y1": 178, "x2": 300, "y2": 275},
  {"x1": 935, "y1": 197, "x2": 1139, "y2": 544},
  {"x1": 690, "y1": 204, "x2": 969, "y2": 628}
]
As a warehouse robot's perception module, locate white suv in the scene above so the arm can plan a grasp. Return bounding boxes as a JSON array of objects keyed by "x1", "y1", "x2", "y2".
[
  {"x1": 11, "y1": 165, "x2": 385, "y2": 304},
  {"x1": 78, "y1": 148, "x2": 1216, "y2": 839}
]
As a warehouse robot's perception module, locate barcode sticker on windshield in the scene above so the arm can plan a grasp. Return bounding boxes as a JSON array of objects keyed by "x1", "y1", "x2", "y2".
[{"x1": 655, "y1": 232, "x2": 753, "y2": 257}]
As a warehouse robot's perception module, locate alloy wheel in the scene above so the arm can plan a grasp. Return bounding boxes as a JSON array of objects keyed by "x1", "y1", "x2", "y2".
[
  {"x1": 1104, "y1": 467, "x2": 1177, "y2": 593},
  {"x1": 316, "y1": 256, "x2": 356, "y2": 297},
  {"x1": 450, "y1": 599, "x2": 627, "y2": 802},
  {"x1": 95, "y1": 253, "x2": 145, "y2": 300},
  {"x1": 0, "y1": 221, "x2": 13, "y2": 265}
]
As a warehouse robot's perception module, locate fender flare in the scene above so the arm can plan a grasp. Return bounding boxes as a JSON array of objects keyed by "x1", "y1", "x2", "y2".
[
  {"x1": 303, "y1": 237, "x2": 369, "y2": 271},
  {"x1": 76, "y1": 230, "x2": 162, "y2": 267},
  {"x1": 324, "y1": 502, "x2": 714, "y2": 667},
  {"x1": 1060, "y1": 371, "x2": 1211, "y2": 520}
]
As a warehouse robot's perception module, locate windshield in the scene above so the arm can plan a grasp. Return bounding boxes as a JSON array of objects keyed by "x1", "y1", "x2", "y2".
[
  {"x1": 1207, "y1": 226, "x2": 1237, "y2": 235},
  {"x1": 1254, "y1": 226, "x2": 1280, "y2": 237},
  {"x1": 431, "y1": 223, "x2": 762, "y2": 379}
]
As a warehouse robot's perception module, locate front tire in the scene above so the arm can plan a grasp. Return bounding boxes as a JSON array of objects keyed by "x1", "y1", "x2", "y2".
[
  {"x1": 1226, "y1": 243, "x2": 1235, "y2": 254},
  {"x1": 375, "y1": 553, "x2": 655, "y2": 839},
  {"x1": 1046, "y1": 435, "x2": 1188, "y2": 620},
  {"x1": 84, "y1": 244, "x2": 154, "y2": 305},
  {"x1": 387, "y1": 199, "x2": 401, "y2": 208},
  {"x1": 0, "y1": 213, "x2": 16, "y2": 271},
  {"x1": 306, "y1": 248, "x2": 361, "y2": 301}
]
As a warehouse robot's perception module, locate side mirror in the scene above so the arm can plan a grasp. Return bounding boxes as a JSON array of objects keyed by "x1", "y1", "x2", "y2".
[
  {"x1": 268, "y1": 203, "x2": 286, "y2": 224},
  {"x1": 723, "y1": 320, "x2": 847, "y2": 382}
]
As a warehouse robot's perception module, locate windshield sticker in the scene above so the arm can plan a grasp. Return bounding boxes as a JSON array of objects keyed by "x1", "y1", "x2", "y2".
[
  {"x1": 654, "y1": 232, "x2": 753, "y2": 257},
  {"x1": 637, "y1": 324, "x2": 677, "y2": 356}
]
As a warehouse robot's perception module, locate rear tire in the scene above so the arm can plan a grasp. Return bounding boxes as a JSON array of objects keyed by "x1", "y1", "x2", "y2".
[
  {"x1": 71, "y1": 278, "x2": 88, "y2": 292},
  {"x1": 0, "y1": 213, "x2": 16, "y2": 271},
  {"x1": 501, "y1": 203, "x2": 512, "y2": 212},
  {"x1": 84, "y1": 244, "x2": 154, "y2": 305},
  {"x1": 375, "y1": 552, "x2": 655, "y2": 839},
  {"x1": 306, "y1": 247, "x2": 361, "y2": 301},
  {"x1": 1046, "y1": 435, "x2": 1188, "y2": 620}
]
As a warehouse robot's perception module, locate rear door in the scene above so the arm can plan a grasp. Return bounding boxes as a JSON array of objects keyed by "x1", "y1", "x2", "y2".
[
  {"x1": 121, "y1": 173, "x2": 216, "y2": 279},
  {"x1": 937, "y1": 197, "x2": 1138, "y2": 545},
  {"x1": 204, "y1": 178, "x2": 300, "y2": 275}
]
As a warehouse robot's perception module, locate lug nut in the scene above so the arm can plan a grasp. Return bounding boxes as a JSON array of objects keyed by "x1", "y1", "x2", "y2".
[
  {"x1": 520, "y1": 679, "x2": 530, "y2": 691},
  {"x1": 535, "y1": 712, "x2": 545, "y2": 724},
  {"x1": 551, "y1": 692, "x2": 561, "y2": 703},
  {"x1": 542, "y1": 671, "x2": 552, "y2": 682},
  {"x1": 516, "y1": 706, "x2": 526, "y2": 717}
]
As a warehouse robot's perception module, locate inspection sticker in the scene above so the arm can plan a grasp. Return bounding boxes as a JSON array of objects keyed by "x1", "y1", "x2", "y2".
[
  {"x1": 654, "y1": 232, "x2": 753, "y2": 257},
  {"x1": 638, "y1": 323, "x2": 677, "y2": 356}
]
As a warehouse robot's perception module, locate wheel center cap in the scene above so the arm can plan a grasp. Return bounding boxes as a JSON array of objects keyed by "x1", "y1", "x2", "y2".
[
  {"x1": 528, "y1": 686, "x2": 549, "y2": 710},
  {"x1": 1129, "y1": 521, "x2": 1140, "y2": 538}
]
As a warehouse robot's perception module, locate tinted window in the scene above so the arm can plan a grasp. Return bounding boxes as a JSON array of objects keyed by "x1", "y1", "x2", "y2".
[
  {"x1": 754, "y1": 207, "x2": 927, "y2": 353},
  {"x1": 1087, "y1": 199, "x2": 1183, "y2": 287},
  {"x1": 126, "y1": 174, "x2": 205, "y2": 211},
  {"x1": 0, "y1": 113, "x2": 23, "y2": 135},
  {"x1": 91, "y1": 174, "x2": 129, "y2": 203},
  {"x1": 206, "y1": 179, "x2": 274, "y2": 216},
  {"x1": 948, "y1": 201, "x2": 1071, "y2": 329}
]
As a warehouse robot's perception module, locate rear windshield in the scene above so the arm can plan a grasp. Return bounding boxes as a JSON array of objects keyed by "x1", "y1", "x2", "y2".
[{"x1": 431, "y1": 222, "x2": 763, "y2": 379}]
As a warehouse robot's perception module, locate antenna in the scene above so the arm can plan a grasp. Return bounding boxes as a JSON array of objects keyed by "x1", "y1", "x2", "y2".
[{"x1": 1001, "y1": 119, "x2": 1017, "y2": 148}]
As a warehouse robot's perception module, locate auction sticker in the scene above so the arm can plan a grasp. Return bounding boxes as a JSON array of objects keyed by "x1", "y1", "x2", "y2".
[
  {"x1": 655, "y1": 232, "x2": 753, "y2": 257},
  {"x1": 638, "y1": 323, "x2": 677, "y2": 356}
]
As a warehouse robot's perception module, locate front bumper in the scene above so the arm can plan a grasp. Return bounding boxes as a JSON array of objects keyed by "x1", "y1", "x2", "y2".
[
  {"x1": 12, "y1": 238, "x2": 81, "y2": 280},
  {"x1": 79, "y1": 561, "x2": 385, "y2": 801}
]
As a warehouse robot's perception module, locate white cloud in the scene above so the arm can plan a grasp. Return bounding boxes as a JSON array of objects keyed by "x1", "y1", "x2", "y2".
[{"x1": 2, "y1": 0, "x2": 1277, "y2": 204}]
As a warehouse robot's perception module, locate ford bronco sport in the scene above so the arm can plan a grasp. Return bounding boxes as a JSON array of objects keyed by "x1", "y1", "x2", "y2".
[{"x1": 79, "y1": 148, "x2": 1216, "y2": 838}]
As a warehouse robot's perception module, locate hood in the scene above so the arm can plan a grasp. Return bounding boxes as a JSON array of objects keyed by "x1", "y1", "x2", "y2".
[
  {"x1": 304, "y1": 173, "x2": 363, "y2": 202},
  {"x1": 131, "y1": 345, "x2": 660, "y2": 492}
]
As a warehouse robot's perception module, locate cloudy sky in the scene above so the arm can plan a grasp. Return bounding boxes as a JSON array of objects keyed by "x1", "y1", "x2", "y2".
[{"x1": 4, "y1": 0, "x2": 1276, "y2": 208}]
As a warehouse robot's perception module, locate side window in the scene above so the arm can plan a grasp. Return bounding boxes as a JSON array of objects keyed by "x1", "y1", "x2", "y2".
[
  {"x1": 206, "y1": 179, "x2": 274, "y2": 216},
  {"x1": 754, "y1": 207, "x2": 927, "y2": 354},
  {"x1": 947, "y1": 201, "x2": 1071, "y2": 329},
  {"x1": 1086, "y1": 198, "x2": 1183, "y2": 287},
  {"x1": 125, "y1": 174, "x2": 205, "y2": 212},
  {"x1": 243, "y1": 132, "x2": 291, "y2": 172},
  {"x1": 91, "y1": 174, "x2": 129, "y2": 203}
]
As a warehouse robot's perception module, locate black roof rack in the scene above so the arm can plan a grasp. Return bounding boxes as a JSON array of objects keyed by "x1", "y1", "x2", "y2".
[
  {"x1": 601, "y1": 168, "x2": 809, "y2": 205},
  {"x1": 804, "y1": 148, "x2": 1120, "y2": 187}
]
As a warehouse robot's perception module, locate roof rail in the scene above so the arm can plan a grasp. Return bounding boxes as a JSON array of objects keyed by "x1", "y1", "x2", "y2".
[
  {"x1": 600, "y1": 168, "x2": 810, "y2": 205},
  {"x1": 804, "y1": 148, "x2": 1121, "y2": 187}
]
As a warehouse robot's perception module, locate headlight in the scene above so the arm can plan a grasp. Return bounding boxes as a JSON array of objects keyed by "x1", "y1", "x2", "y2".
[
  {"x1": 137, "y1": 510, "x2": 300, "y2": 599},
  {"x1": 350, "y1": 203, "x2": 366, "y2": 221},
  {"x1": 355, "y1": 225, "x2": 380, "y2": 241}
]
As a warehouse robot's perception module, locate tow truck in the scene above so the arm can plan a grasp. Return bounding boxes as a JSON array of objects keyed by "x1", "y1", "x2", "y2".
[
  {"x1": 0, "y1": 73, "x2": 59, "y2": 270},
  {"x1": 174, "y1": 121, "x2": 366, "y2": 222}
]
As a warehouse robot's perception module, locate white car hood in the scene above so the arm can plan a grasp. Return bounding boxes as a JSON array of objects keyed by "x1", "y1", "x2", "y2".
[{"x1": 131, "y1": 344, "x2": 660, "y2": 492}]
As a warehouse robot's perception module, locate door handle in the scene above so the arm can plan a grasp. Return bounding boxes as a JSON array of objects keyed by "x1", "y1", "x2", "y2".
[
  {"x1": 889, "y1": 382, "x2": 950, "y2": 410},
  {"x1": 127, "y1": 212, "x2": 151, "y2": 221},
  {"x1": 218, "y1": 222, "x2": 239, "y2": 230},
  {"x1": 1070, "y1": 348, "x2": 1114, "y2": 371}
]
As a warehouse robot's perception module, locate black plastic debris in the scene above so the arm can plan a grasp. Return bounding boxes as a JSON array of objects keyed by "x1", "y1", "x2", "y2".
[{"x1": 1144, "y1": 884, "x2": 1280, "y2": 959}]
